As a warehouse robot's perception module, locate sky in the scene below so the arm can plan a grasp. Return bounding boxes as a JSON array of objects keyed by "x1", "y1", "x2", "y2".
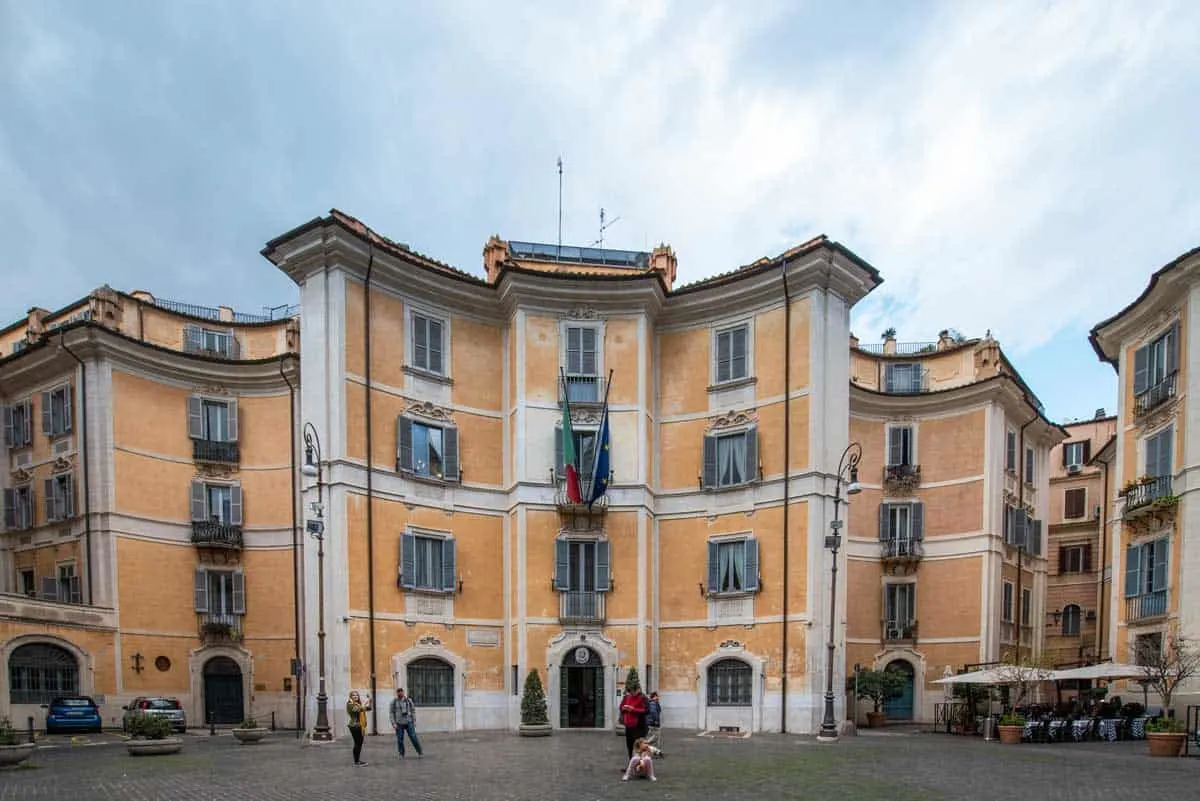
[{"x1": 1, "y1": 0, "x2": 1197, "y2": 423}]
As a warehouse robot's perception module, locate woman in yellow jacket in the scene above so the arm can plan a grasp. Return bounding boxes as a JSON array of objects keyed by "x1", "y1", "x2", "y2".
[{"x1": 346, "y1": 690, "x2": 372, "y2": 766}]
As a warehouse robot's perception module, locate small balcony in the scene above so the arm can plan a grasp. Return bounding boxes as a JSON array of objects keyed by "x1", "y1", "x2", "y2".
[
  {"x1": 881, "y1": 537, "x2": 923, "y2": 562},
  {"x1": 1121, "y1": 475, "x2": 1176, "y2": 516},
  {"x1": 882, "y1": 618, "x2": 918, "y2": 643},
  {"x1": 1134, "y1": 372, "x2": 1177, "y2": 417},
  {"x1": 193, "y1": 439, "x2": 239, "y2": 465},
  {"x1": 883, "y1": 367, "x2": 930, "y2": 395},
  {"x1": 198, "y1": 612, "x2": 243, "y2": 643},
  {"x1": 883, "y1": 463, "x2": 921, "y2": 493},
  {"x1": 1126, "y1": 590, "x2": 1168, "y2": 622},
  {"x1": 553, "y1": 474, "x2": 609, "y2": 518},
  {"x1": 558, "y1": 374, "x2": 609, "y2": 406},
  {"x1": 558, "y1": 591, "x2": 605, "y2": 625},
  {"x1": 191, "y1": 520, "x2": 243, "y2": 549}
]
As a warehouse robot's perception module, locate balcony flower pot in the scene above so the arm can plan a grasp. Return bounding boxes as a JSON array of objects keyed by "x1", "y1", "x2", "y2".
[
  {"x1": 232, "y1": 718, "x2": 268, "y2": 744},
  {"x1": 0, "y1": 742, "x2": 37, "y2": 767},
  {"x1": 1146, "y1": 731, "x2": 1186, "y2": 757}
]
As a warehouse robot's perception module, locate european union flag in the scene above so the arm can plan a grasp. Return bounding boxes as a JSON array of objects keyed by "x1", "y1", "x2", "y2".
[{"x1": 588, "y1": 407, "x2": 611, "y2": 507}]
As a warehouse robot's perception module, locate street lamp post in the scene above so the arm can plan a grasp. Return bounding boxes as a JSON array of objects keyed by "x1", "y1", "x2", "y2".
[
  {"x1": 302, "y1": 423, "x2": 332, "y2": 742},
  {"x1": 818, "y1": 441, "x2": 862, "y2": 743}
]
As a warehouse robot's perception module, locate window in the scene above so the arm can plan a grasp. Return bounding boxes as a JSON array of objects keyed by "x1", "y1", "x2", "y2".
[
  {"x1": 41, "y1": 563, "x2": 81, "y2": 603},
  {"x1": 1024, "y1": 447, "x2": 1035, "y2": 483},
  {"x1": 193, "y1": 568, "x2": 246, "y2": 615},
  {"x1": 19, "y1": 569, "x2": 35, "y2": 596},
  {"x1": 1059, "y1": 544, "x2": 1090, "y2": 574},
  {"x1": 3, "y1": 399, "x2": 33, "y2": 448},
  {"x1": 1064, "y1": 488, "x2": 1087, "y2": 519},
  {"x1": 1002, "y1": 582, "x2": 1013, "y2": 622},
  {"x1": 3, "y1": 485, "x2": 34, "y2": 531},
  {"x1": 43, "y1": 474, "x2": 75, "y2": 522},
  {"x1": 1134, "y1": 633, "x2": 1162, "y2": 666},
  {"x1": 1062, "y1": 441, "x2": 1088, "y2": 469},
  {"x1": 396, "y1": 417, "x2": 460, "y2": 482},
  {"x1": 8, "y1": 643, "x2": 79, "y2": 705},
  {"x1": 554, "y1": 538, "x2": 611, "y2": 592},
  {"x1": 878, "y1": 502, "x2": 925, "y2": 552},
  {"x1": 705, "y1": 537, "x2": 760, "y2": 595},
  {"x1": 887, "y1": 426, "x2": 914, "y2": 466},
  {"x1": 884, "y1": 584, "x2": 916, "y2": 631},
  {"x1": 1143, "y1": 426, "x2": 1173, "y2": 479},
  {"x1": 1003, "y1": 506, "x2": 1042, "y2": 553},
  {"x1": 702, "y1": 428, "x2": 759, "y2": 489},
  {"x1": 183, "y1": 325, "x2": 238, "y2": 358},
  {"x1": 1061, "y1": 604, "x2": 1081, "y2": 636},
  {"x1": 1124, "y1": 537, "x2": 1169, "y2": 599},
  {"x1": 563, "y1": 324, "x2": 603, "y2": 403},
  {"x1": 1005, "y1": 430, "x2": 1017, "y2": 472},
  {"x1": 411, "y1": 312, "x2": 445, "y2": 375},
  {"x1": 1021, "y1": 588, "x2": 1032, "y2": 627},
  {"x1": 57, "y1": 564, "x2": 76, "y2": 603},
  {"x1": 407, "y1": 657, "x2": 454, "y2": 706},
  {"x1": 187, "y1": 396, "x2": 238, "y2": 442},
  {"x1": 189, "y1": 481, "x2": 243, "y2": 526},
  {"x1": 884, "y1": 363, "x2": 926, "y2": 394},
  {"x1": 399, "y1": 530, "x2": 457, "y2": 593},
  {"x1": 1133, "y1": 324, "x2": 1178, "y2": 394},
  {"x1": 706, "y1": 658, "x2": 752, "y2": 706},
  {"x1": 714, "y1": 324, "x2": 748, "y2": 384},
  {"x1": 41, "y1": 385, "x2": 72, "y2": 437}
]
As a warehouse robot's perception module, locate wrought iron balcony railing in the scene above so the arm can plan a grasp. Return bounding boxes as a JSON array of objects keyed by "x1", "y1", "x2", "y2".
[
  {"x1": 1121, "y1": 475, "x2": 1174, "y2": 513},
  {"x1": 191, "y1": 520, "x2": 244, "y2": 549},
  {"x1": 558, "y1": 591, "x2": 606, "y2": 625},
  {"x1": 881, "y1": 537, "x2": 923, "y2": 560},
  {"x1": 883, "y1": 463, "x2": 921, "y2": 490},
  {"x1": 1134, "y1": 372, "x2": 1177, "y2": 417},
  {"x1": 1125, "y1": 590, "x2": 1168, "y2": 622},
  {"x1": 198, "y1": 612, "x2": 243, "y2": 642},
  {"x1": 553, "y1": 473, "x2": 610, "y2": 514},
  {"x1": 558, "y1": 374, "x2": 609, "y2": 406},
  {"x1": 883, "y1": 618, "x2": 918, "y2": 642},
  {"x1": 193, "y1": 439, "x2": 240, "y2": 464}
]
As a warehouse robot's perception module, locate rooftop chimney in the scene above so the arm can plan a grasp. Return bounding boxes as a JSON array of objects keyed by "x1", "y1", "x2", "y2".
[
  {"x1": 483, "y1": 235, "x2": 507, "y2": 284},
  {"x1": 649, "y1": 244, "x2": 677, "y2": 291},
  {"x1": 1094, "y1": 408, "x2": 1106, "y2": 419}
]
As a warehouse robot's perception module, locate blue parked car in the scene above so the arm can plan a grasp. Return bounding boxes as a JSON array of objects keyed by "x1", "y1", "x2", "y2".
[{"x1": 45, "y1": 696, "x2": 103, "y2": 734}]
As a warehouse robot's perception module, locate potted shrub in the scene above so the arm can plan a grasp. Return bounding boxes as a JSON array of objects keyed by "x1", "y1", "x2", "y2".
[
  {"x1": 1137, "y1": 633, "x2": 1199, "y2": 757},
  {"x1": 231, "y1": 716, "x2": 269, "y2": 744},
  {"x1": 849, "y1": 669, "x2": 904, "y2": 728},
  {"x1": 997, "y1": 713, "x2": 1026, "y2": 744},
  {"x1": 126, "y1": 714, "x2": 183, "y2": 756},
  {"x1": 0, "y1": 717, "x2": 36, "y2": 768},
  {"x1": 518, "y1": 669, "x2": 552, "y2": 737}
]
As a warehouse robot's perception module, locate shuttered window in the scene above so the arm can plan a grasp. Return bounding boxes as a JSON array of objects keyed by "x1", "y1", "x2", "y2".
[
  {"x1": 40, "y1": 386, "x2": 73, "y2": 437},
  {"x1": 3, "y1": 400, "x2": 33, "y2": 448},
  {"x1": 1132, "y1": 323, "x2": 1178, "y2": 395},
  {"x1": 396, "y1": 417, "x2": 460, "y2": 482},
  {"x1": 715, "y1": 325, "x2": 748, "y2": 383},
  {"x1": 398, "y1": 530, "x2": 457, "y2": 593},
  {"x1": 553, "y1": 538, "x2": 612, "y2": 592},
  {"x1": 701, "y1": 428, "x2": 759, "y2": 489},
  {"x1": 705, "y1": 537, "x2": 760, "y2": 594},
  {"x1": 1064, "y1": 488, "x2": 1086, "y2": 519},
  {"x1": 412, "y1": 313, "x2": 445, "y2": 375},
  {"x1": 1143, "y1": 427, "x2": 1173, "y2": 479}
]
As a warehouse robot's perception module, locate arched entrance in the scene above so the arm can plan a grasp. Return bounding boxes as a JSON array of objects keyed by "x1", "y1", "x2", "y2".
[
  {"x1": 884, "y1": 659, "x2": 915, "y2": 720},
  {"x1": 202, "y1": 656, "x2": 244, "y2": 725},
  {"x1": 8, "y1": 643, "x2": 79, "y2": 704},
  {"x1": 559, "y1": 646, "x2": 604, "y2": 729}
]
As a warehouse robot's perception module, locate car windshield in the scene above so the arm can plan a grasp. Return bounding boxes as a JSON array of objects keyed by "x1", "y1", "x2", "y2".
[
  {"x1": 146, "y1": 699, "x2": 180, "y2": 710},
  {"x1": 56, "y1": 698, "x2": 94, "y2": 707}
]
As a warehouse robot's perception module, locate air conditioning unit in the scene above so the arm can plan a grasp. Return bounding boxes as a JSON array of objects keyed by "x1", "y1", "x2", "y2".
[{"x1": 1067, "y1": 464, "x2": 1082, "y2": 475}]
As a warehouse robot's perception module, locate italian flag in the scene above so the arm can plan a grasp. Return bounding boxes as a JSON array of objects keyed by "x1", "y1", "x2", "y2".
[{"x1": 561, "y1": 400, "x2": 583, "y2": 503}]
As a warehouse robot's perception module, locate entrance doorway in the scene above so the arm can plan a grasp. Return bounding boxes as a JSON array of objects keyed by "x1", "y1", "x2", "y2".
[
  {"x1": 203, "y1": 656, "x2": 244, "y2": 725},
  {"x1": 559, "y1": 646, "x2": 605, "y2": 728},
  {"x1": 884, "y1": 659, "x2": 915, "y2": 720}
]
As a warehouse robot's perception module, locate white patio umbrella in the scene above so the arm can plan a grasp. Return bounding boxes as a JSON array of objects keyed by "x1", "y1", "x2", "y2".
[
  {"x1": 1049, "y1": 662, "x2": 1147, "y2": 682},
  {"x1": 932, "y1": 665, "x2": 1053, "y2": 685}
]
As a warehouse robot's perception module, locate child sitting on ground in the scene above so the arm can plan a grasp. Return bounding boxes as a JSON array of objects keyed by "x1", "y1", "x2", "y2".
[{"x1": 622, "y1": 738, "x2": 657, "y2": 782}]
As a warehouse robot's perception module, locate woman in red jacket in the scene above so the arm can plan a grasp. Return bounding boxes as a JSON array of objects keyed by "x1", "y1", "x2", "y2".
[{"x1": 620, "y1": 685, "x2": 649, "y2": 761}]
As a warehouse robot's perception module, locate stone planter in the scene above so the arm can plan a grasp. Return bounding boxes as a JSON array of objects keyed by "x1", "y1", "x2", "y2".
[
  {"x1": 1146, "y1": 731, "x2": 1186, "y2": 757},
  {"x1": 232, "y1": 728, "x2": 269, "y2": 744},
  {"x1": 127, "y1": 738, "x2": 184, "y2": 756},
  {"x1": 866, "y1": 712, "x2": 886, "y2": 729},
  {"x1": 0, "y1": 743, "x2": 37, "y2": 768},
  {"x1": 518, "y1": 723, "x2": 553, "y2": 738},
  {"x1": 997, "y1": 725, "x2": 1023, "y2": 744}
]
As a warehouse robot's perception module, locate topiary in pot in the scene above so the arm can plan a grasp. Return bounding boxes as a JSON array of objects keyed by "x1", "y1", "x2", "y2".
[{"x1": 519, "y1": 669, "x2": 551, "y2": 737}]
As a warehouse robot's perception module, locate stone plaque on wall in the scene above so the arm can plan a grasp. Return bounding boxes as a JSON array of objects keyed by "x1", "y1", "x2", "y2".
[{"x1": 467, "y1": 629, "x2": 500, "y2": 647}]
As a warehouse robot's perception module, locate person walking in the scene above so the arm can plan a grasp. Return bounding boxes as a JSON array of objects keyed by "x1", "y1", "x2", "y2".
[
  {"x1": 620, "y1": 683, "x2": 649, "y2": 762},
  {"x1": 389, "y1": 687, "x2": 424, "y2": 759},
  {"x1": 645, "y1": 691, "x2": 663, "y2": 757},
  {"x1": 345, "y1": 690, "x2": 372, "y2": 766}
]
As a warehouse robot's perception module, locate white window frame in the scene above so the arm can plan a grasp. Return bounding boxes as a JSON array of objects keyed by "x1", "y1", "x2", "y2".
[
  {"x1": 4, "y1": 398, "x2": 34, "y2": 449},
  {"x1": 1063, "y1": 441, "x2": 1086, "y2": 468},
  {"x1": 4, "y1": 484, "x2": 35, "y2": 530},
  {"x1": 1002, "y1": 581, "x2": 1014, "y2": 622},
  {"x1": 559, "y1": 320, "x2": 606, "y2": 404},
  {"x1": 706, "y1": 532, "x2": 760, "y2": 597},
  {"x1": 1062, "y1": 545, "x2": 1085, "y2": 573},
  {"x1": 706, "y1": 427, "x2": 757, "y2": 489},
  {"x1": 1024, "y1": 446, "x2": 1036, "y2": 483},
  {"x1": 1061, "y1": 604, "x2": 1082, "y2": 636},
  {"x1": 710, "y1": 318, "x2": 754, "y2": 387},
  {"x1": 885, "y1": 423, "x2": 918, "y2": 467},
  {"x1": 399, "y1": 526, "x2": 457, "y2": 594},
  {"x1": 43, "y1": 384, "x2": 73, "y2": 438},
  {"x1": 405, "y1": 303, "x2": 452, "y2": 379},
  {"x1": 1140, "y1": 424, "x2": 1174, "y2": 478},
  {"x1": 883, "y1": 581, "x2": 917, "y2": 631},
  {"x1": 1005, "y1": 428, "x2": 1017, "y2": 473}
]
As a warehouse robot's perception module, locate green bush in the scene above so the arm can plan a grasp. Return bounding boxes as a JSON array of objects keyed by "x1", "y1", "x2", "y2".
[
  {"x1": 238, "y1": 717, "x2": 259, "y2": 729},
  {"x1": 0, "y1": 717, "x2": 20, "y2": 746},
  {"x1": 129, "y1": 715, "x2": 174, "y2": 740},
  {"x1": 520, "y1": 669, "x2": 548, "y2": 726},
  {"x1": 1146, "y1": 717, "x2": 1185, "y2": 734},
  {"x1": 999, "y1": 714, "x2": 1026, "y2": 726}
]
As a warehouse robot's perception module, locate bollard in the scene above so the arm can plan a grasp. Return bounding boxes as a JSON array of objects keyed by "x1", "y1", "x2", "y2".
[
  {"x1": 28, "y1": 715, "x2": 35, "y2": 744},
  {"x1": 271, "y1": 711, "x2": 276, "y2": 732},
  {"x1": 209, "y1": 711, "x2": 216, "y2": 736}
]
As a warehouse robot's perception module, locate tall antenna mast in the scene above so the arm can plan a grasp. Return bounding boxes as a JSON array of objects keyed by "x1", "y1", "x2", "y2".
[
  {"x1": 592, "y1": 207, "x2": 620, "y2": 251},
  {"x1": 556, "y1": 156, "x2": 564, "y2": 258}
]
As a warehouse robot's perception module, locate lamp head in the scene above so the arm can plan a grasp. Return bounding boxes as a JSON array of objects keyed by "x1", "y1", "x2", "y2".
[
  {"x1": 302, "y1": 463, "x2": 319, "y2": 478},
  {"x1": 846, "y1": 466, "x2": 862, "y2": 495},
  {"x1": 302, "y1": 443, "x2": 318, "y2": 477}
]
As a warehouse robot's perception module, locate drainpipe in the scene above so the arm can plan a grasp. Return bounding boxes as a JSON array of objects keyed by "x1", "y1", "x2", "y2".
[
  {"x1": 1095, "y1": 454, "x2": 1110, "y2": 661},
  {"x1": 280, "y1": 355, "x2": 303, "y2": 735},
  {"x1": 363, "y1": 239, "x2": 379, "y2": 735},
  {"x1": 780, "y1": 263, "x2": 792, "y2": 733},
  {"x1": 59, "y1": 332, "x2": 93, "y2": 606},
  {"x1": 1015, "y1": 415, "x2": 1038, "y2": 658}
]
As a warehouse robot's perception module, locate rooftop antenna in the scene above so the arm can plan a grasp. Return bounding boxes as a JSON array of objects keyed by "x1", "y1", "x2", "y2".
[
  {"x1": 592, "y1": 207, "x2": 620, "y2": 251},
  {"x1": 556, "y1": 156, "x2": 563, "y2": 259}
]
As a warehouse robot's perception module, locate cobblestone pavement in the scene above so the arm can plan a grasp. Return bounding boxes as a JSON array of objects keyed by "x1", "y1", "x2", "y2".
[{"x1": 2, "y1": 727, "x2": 1198, "y2": 800}]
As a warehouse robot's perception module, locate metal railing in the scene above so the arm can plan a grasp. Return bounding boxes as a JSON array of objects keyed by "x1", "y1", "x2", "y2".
[
  {"x1": 1126, "y1": 590, "x2": 1168, "y2": 622},
  {"x1": 883, "y1": 367, "x2": 930, "y2": 394},
  {"x1": 553, "y1": 473, "x2": 610, "y2": 513},
  {"x1": 193, "y1": 439, "x2": 240, "y2": 464},
  {"x1": 198, "y1": 612, "x2": 243, "y2": 641},
  {"x1": 558, "y1": 591, "x2": 606, "y2": 624},
  {"x1": 191, "y1": 521, "x2": 244, "y2": 549},
  {"x1": 559, "y1": 374, "x2": 608, "y2": 405},
  {"x1": 883, "y1": 618, "x2": 918, "y2": 642},
  {"x1": 857, "y1": 341, "x2": 939, "y2": 355},
  {"x1": 881, "y1": 538, "x2": 923, "y2": 559},
  {"x1": 1122, "y1": 475, "x2": 1174, "y2": 513},
  {"x1": 883, "y1": 463, "x2": 921, "y2": 488},
  {"x1": 155, "y1": 297, "x2": 298, "y2": 324},
  {"x1": 1135, "y1": 372, "x2": 1177, "y2": 416}
]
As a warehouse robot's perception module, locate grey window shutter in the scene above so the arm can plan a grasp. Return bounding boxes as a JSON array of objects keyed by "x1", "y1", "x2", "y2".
[
  {"x1": 2, "y1": 406, "x2": 11, "y2": 448},
  {"x1": 743, "y1": 537, "x2": 760, "y2": 592},
  {"x1": 441, "y1": 538, "x2": 457, "y2": 592},
  {"x1": 1133, "y1": 344, "x2": 1149, "y2": 394},
  {"x1": 230, "y1": 485, "x2": 243, "y2": 526},
  {"x1": 706, "y1": 540, "x2": 720, "y2": 593},
  {"x1": 1061, "y1": 443, "x2": 1070, "y2": 468},
  {"x1": 63, "y1": 385, "x2": 73, "y2": 433},
  {"x1": 702, "y1": 434, "x2": 717, "y2": 489},
  {"x1": 41, "y1": 391, "x2": 52, "y2": 435},
  {"x1": 884, "y1": 364, "x2": 896, "y2": 393},
  {"x1": 194, "y1": 568, "x2": 209, "y2": 612},
  {"x1": 731, "y1": 326, "x2": 747, "y2": 379},
  {"x1": 429, "y1": 319, "x2": 444, "y2": 374},
  {"x1": 397, "y1": 416, "x2": 413, "y2": 472},
  {"x1": 232, "y1": 570, "x2": 246, "y2": 614},
  {"x1": 1156, "y1": 428, "x2": 1172, "y2": 477},
  {"x1": 595, "y1": 539, "x2": 611, "y2": 592},
  {"x1": 41, "y1": 576, "x2": 58, "y2": 602},
  {"x1": 183, "y1": 324, "x2": 200, "y2": 353},
  {"x1": 399, "y1": 531, "x2": 416, "y2": 590},
  {"x1": 555, "y1": 425, "x2": 565, "y2": 477},
  {"x1": 63, "y1": 474, "x2": 75, "y2": 518},
  {"x1": 581, "y1": 327, "x2": 596, "y2": 375},
  {"x1": 413, "y1": 315, "x2": 428, "y2": 370},
  {"x1": 3, "y1": 489, "x2": 14, "y2": 530},
  {"x1": 566, "y1": 327, "x2": 581, "y2": 374},
  {"x1": 554, "y1": 538, "x2": 571, "y2": 591},
  {"x1": 69, "y1": 575, "x2": 82, "y2": 604},
  {"x1": 888, "y1": 427, "x2": 904, "y2": 466},
  {"x1": 21, "y1": 401, "x2": 31, "y2": 444},
  {"x1": 1006, "y1": 432, "x2": 1016, "y2": 471},
  {"x1": 1151, "y1": 538, "x2": 1168, "y2": 592},
  {"x1": 744, "y1": 427, "x2": 759, "y2": 483},
  {"x1": 716, "y1": 330, "x2": 730, "y2": 383},
  {"x1": 1165, "y1": 323, "x2": 1179, "y2": 375},
  {"x1": 878, "y1": 503, "x2": 889, "y2": 541},
  {"x1": 190, "y1": 481, "x2": 207, "y2": 522},
  {"x1": 443, "y1": 426, "x2": 459, "y2": 482},
  {"x1": 1031, "y1": 520, "x2": 1042, "y2": 555},
  {"x1": 44, "y1": 478, "x2": 56, "y2": 522},
  {"x1": 227, "y1": 400, "x2": 239, "y2": 442},
  {"x1": 911, "y1": 502, "x2": 925, "y2": 541},
  {"x1": 1144, "y1": 433, "x2": 1159, "y2": 479},
  {"x1": 187, "y1": 396, "x2": 204, "y2": 439},
  {"x1": 1123, "y1": 545, "x2": 1140, "y2": 597}
]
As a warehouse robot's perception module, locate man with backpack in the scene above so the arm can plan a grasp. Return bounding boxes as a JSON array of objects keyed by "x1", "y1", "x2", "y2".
[{"x1": 389, "y1": 687, "x2": 424, "y2": 759}]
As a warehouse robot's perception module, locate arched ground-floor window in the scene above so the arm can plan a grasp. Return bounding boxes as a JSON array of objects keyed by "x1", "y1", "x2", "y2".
[
  {"x1": 407, "y1": 657, "x2": 454, "y2": 707},
  {"x1": 706, "y1": 658, "x2": 752, "y2": 706},
  {"x1": 9, "y1": 643, "x2": 79, "y2": 704}
]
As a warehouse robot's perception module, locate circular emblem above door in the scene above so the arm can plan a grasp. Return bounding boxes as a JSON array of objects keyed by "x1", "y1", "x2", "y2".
[{"x1": 574, "y1": 647, "x2": 590, "y2": 665}]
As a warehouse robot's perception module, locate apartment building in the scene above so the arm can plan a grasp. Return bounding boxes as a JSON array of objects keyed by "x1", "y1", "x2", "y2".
[
  {"x1": 1089, "y1": 245, "x2": 1198, "y2": 711},
  {"x1": 1044, "y1": 413, "x2": 1117, "y2": 670},
  {"x1": 263, "y1": 209, "x2": 881, "y2": 735},
  {"x1": 844, "y1": 331, "x2": 1066, "y2": 723},
  {"x1": 0, "y1": 287, "x2": 301, "y2": 730}
]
